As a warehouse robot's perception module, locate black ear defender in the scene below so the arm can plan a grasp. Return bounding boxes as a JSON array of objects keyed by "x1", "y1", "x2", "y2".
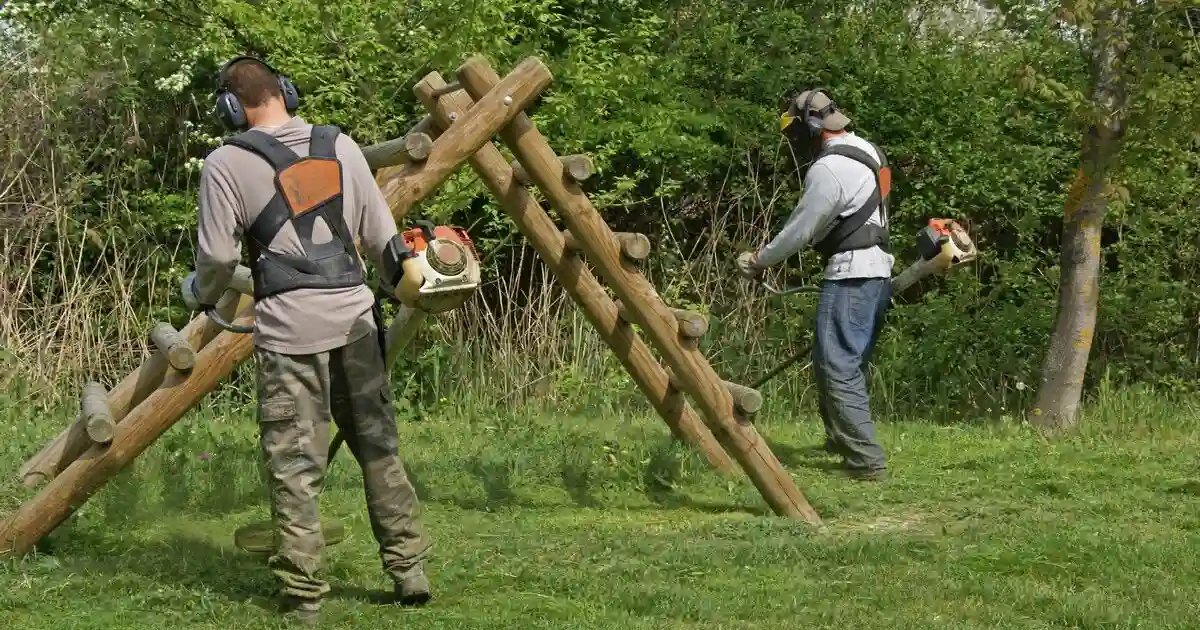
[
  {"x1": 213, "y1": 55, "x2": 300, "y2": 132},
  {"x1": 801, "y1": 87, "x2": 836, "y2": 137}
]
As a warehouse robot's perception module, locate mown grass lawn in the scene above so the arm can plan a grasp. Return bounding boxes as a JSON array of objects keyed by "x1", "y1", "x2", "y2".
[{"x1": 2, "y1": 389, "x2": 1199, "y2": 629}]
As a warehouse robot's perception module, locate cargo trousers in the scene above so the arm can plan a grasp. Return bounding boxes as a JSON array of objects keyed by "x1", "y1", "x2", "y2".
[
  {"x1": 811, "y1": 276, "x2": 892, "y2": 472},
  {"x1": 252, "y1": 325, "x2": 431, "y2": 605}
]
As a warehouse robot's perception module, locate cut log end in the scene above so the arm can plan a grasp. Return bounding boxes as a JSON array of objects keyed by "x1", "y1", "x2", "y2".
[
  {"x1": 672, "y1": 309, "x2": 708, "y2": 339},
  {"x1": 560, "y1": 154, "x2": 595, "y2": 183},
  {"x1": 562, "y1": 230, "x2": 651, "y2": 262},
  {"x1": 722, "y1": 380, "x2": 763, "y2": 416},
  {"x1": 80, "y1": 382, "x2": 115, "y2": 445},
  {"x1": 149, "y1": 322, "x2": 195, "y2": 371},
  {"x1": 404, "y1": 132, "x2": 434, "y2": 162},
  {"x1": 510, "y1": 154, "x2": 595, "y2": 186}
]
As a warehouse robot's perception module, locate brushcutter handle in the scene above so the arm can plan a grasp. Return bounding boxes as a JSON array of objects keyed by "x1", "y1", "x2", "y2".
[
  {"x1": 206, "y1": 307, "x2": 255, "y2": 334},
  {"x1": 759, "y1": 280, "x2": 821, "y2": 296}
]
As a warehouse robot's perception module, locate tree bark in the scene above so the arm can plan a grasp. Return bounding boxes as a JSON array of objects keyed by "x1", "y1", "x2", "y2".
[{"x1": 1029, "y1": 1, "x2": 1129, "y2": 432}]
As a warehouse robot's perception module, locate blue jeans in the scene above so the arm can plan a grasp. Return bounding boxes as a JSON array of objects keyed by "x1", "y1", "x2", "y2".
[{"x1": 811, "y1": 277, "x2": 892, "y2": 471}]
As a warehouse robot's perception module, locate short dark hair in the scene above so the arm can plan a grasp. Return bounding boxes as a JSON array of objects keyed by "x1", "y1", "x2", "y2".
[{"x1": 225, "y1": 59, "x2": 281, "y2": 108}]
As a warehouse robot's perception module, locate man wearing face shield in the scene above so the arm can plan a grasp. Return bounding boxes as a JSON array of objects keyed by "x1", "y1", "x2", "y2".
[{"x1": 736, "y1": 89, "x2": 895, "y2": 481}]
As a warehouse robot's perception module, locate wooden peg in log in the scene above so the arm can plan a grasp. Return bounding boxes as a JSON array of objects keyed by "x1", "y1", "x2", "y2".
[
  {"x1": 80, "y1": 381, "x2": 115, "y2": 445},
  {"x1": 564, "y1": 230, "x2": 650, "y2": 263},
  {"x1": 722, "y1": 380, "x2": 763, "y2": 416},
  {"x1": 149, "y1": 322, "x2": 195, "y2": 371},
  {"x1": 511, "y1": 154, "x2": 595, "y2": 185},
  {"x1": 614, "y1": 300, "x2": 707, "y2": 338},
  {"x1": 403, "y1": 132, "x2": 434, "y2": 162}
]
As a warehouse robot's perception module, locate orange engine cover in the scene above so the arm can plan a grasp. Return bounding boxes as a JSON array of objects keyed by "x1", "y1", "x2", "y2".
[{"x1": 401, "y1": 224, "x2": 479, "y2": 261}]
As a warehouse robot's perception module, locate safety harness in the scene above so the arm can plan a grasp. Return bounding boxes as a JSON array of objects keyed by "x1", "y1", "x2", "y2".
[
  {"x1": 223, "y1": 125, "x2": 366, "y2": 300},
  {"x1": 812, "y1": 142, "x2": 893, "y2": 259}
]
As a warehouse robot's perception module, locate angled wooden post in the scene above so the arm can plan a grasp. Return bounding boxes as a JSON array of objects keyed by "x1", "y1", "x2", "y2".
[
  {"x1": 412, "y1": 71, "x2": 735, "y2": 475},
  {"x1": 377, "y1": 57, "x2": 552, "y2": 221},
  {"x1": 455, "y1": 55, "x2": 820, "y2": 524}
]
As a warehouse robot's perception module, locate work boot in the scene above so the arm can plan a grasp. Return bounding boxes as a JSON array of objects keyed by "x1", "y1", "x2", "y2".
[
  {"x1": 394, "y1": 568, "x2": 432, "y2": 607},
  {"x1": 280, "y1": 596, "x2": 321, "y2": 626}
]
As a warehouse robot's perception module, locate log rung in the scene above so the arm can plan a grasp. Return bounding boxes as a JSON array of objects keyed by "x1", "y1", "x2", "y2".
[
  {"x1": 429, "y1": 81, "x2": 463, "y2": 98},
  {"x1": 512, "y1": 154, "x2": 595, "y2": 186},
  {"x1": 80, "y1": 381, "x2": 115, "y2": 445},
  {"x1": 403, "y1": 132, "x2": 434, "y2": 162},
  {"x1": 614, "y1": 300, "x2": 707, "y2": 338},
  {"x1": 722, "y1": 380, "x2": 763, "y2": 416},
  {"x1": 564, "y1": 230, "x2": 650, "y2": 262},
  {"x1": 362, "y1": 117, "x2": 438, "y2": 171},
  {"x1": 149, "y1": 321, "x2": 195, "y2": 371}
]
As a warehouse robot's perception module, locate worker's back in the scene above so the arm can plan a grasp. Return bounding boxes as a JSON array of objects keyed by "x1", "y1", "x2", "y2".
[{"x1": 196, "y1": 116, "x2": 397, "y2": 355}]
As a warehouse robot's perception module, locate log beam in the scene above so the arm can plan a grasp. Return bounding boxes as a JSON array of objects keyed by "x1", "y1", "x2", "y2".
[
  {"x1": 376, "y1": 57, "x2": 554, "y2": 222},
  {"x1": 17, "y1": 287, "x2": 247, "y2": 487},
  {"x1": 512, "y1": 154, "x2": 595, "y2": 185},
  {"x1": 148, "y1": 322, "x2": 195, "y2": 372},
  {"x1": 456, "y1": 55, "x2": 818, "y2": 523},
  {"x1": 413, "y1": 71, "x2": 735, "y2": 475},
  {"x1": 565, "y1": 230, "x2": 650, "y2": 263}
]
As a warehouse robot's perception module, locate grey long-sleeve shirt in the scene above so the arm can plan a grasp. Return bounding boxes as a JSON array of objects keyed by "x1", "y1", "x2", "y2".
[
  {"x1": 194, "y1": 116, "x2": 400, "y2": 355},
  {"x1": 755, "y1": 132, "x2": 895, "y2": 280}
]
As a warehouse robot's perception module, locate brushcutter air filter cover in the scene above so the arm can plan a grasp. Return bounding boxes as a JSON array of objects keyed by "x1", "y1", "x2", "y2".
[{"x1": 397, "y1": 222, "x2": 482, "y2": 313}]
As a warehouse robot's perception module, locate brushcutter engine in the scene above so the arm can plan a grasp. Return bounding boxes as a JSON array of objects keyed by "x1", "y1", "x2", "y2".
[{"x1": 393, "y1": 220, "x2": 482, "y2": 314}]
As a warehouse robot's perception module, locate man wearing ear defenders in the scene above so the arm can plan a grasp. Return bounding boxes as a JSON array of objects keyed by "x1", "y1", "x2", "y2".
[
  {"x1": 737, "y1": 89, "x2": 895, "y2": 482},
  {"x1": 182, "y1": 55, "x2": 433, "y2": 622}
]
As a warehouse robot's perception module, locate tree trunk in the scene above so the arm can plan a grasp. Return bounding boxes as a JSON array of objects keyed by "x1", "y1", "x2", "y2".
[{"x1": 1029, "y1": 1, "x2": 1128, "y2": 432}]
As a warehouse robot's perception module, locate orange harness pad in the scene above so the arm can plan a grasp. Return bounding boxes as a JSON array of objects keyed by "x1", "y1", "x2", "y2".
[{"x1": 276, "y1": 157, "x2": 342, "y2": 216}]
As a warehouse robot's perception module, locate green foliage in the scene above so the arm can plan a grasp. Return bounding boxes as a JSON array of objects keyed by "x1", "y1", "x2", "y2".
[{"x1": 1, "y1": 0, "x2": 1198, "y2": 415}]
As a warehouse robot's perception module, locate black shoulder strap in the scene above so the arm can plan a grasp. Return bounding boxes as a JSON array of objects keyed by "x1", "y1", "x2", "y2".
[
  {"x1": 815, "y1": 144, "x2": 887, "y2": 251},
  {"x1": 820, "y1": 144, "x2": 882, "y2": 178},
  {"x1": 309, "y1": 125, "x2": 341, "y2": 159},
  {"x1": 224, "y1": 130, "x2": 300, "y2": 171}
]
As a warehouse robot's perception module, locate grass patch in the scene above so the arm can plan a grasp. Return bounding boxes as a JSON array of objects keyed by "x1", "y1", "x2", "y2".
[{"x1": 2, "y1": 386, "x2": 1199, "y2": 628}]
